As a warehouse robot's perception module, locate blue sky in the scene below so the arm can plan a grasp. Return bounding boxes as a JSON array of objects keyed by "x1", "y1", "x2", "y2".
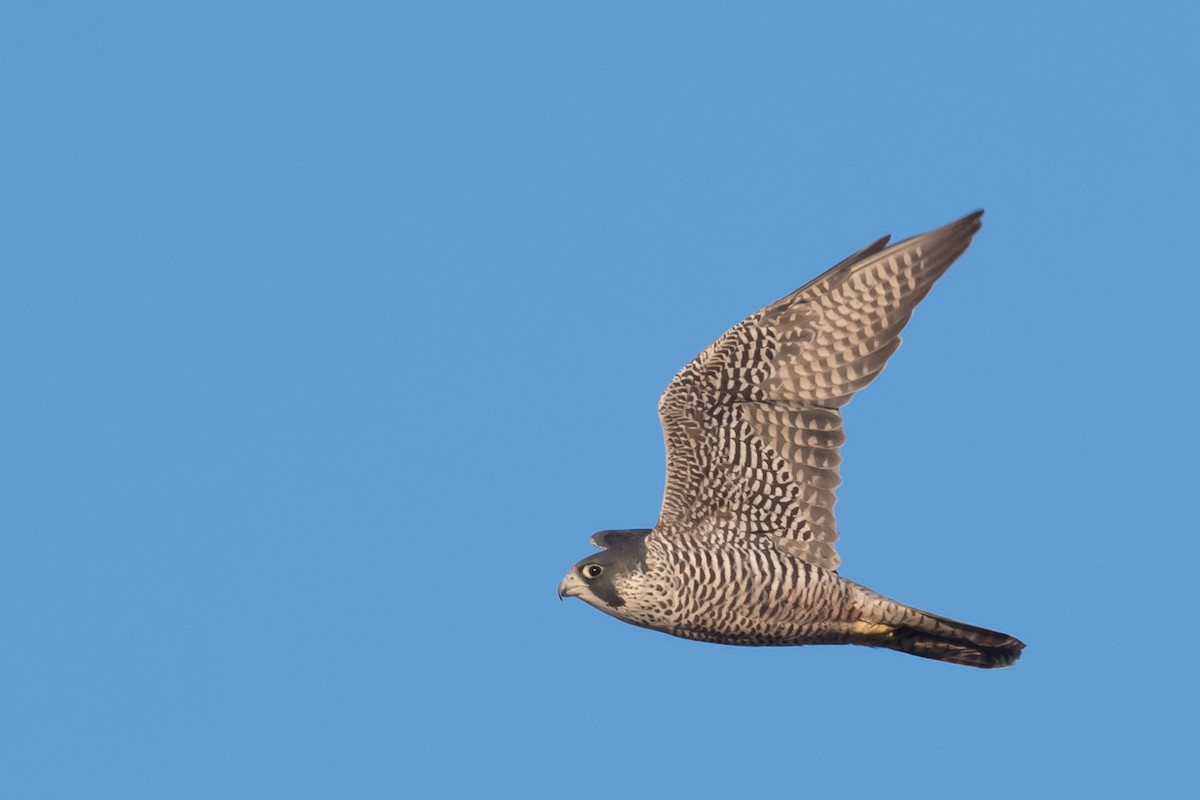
[{"x1": 3, "y1": 2, "x2": 1198, "y2": 797}]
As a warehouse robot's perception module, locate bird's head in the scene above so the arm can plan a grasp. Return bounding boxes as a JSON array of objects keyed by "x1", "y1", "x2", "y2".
[{"x1": 558, "y1": 529, "x2": 652, "y2": 616}]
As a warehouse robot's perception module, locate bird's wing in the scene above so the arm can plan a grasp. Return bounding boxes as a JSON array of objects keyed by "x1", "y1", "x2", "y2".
[{"x1": 654, "y1": 212, "x2": 984, "y2": 569}]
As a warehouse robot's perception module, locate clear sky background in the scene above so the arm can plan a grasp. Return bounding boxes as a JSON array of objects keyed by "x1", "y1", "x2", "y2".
[{"x1": 3, "y1": 2, "x2": 1198, "y2": 797}]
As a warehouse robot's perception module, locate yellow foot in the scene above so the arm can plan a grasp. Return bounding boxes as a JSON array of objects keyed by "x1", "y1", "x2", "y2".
[{"x1": 851, "y1": 620, "x2": 895, "y2": 638}]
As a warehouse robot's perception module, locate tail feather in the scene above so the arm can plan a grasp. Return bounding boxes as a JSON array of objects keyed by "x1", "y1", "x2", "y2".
[
  {"x1": 885, "y1": 614, "x2": 1025, "y2": 668},
  {"x1": 854, "y1": 595, "x2": 1025, "y2": 669}
]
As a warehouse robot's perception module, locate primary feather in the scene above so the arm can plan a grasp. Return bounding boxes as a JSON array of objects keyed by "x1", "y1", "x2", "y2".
[{"x1": 559, "y1": 212, "x2": 1024, "y2": 669}]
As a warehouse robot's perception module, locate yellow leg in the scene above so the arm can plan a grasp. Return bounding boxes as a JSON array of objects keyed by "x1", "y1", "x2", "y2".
[{"x1": 851, "y1": 620, "x2": 895, "y2": 638}]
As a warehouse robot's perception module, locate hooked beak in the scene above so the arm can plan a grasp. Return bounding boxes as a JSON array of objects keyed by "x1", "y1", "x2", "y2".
[{"x1": 558, "y1": 571, "x2": 584, "y2": 601}]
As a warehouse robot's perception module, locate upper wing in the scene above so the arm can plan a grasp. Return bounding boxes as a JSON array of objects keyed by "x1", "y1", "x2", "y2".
[{"x1": 655, "y1": 212, "x2": 984, "y2": 569}]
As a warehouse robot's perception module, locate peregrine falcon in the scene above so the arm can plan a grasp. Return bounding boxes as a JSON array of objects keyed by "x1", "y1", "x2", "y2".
[{"x1": 559, "y1": 211, "x2": 1024, "y2": 668}]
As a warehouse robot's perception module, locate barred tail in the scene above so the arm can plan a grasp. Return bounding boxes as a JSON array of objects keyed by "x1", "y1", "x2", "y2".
[
  {"x1": 853, "y1": 592, "x2": 1025, "y2": 669},
  {"x1": 885, "y1": 612, "x2": 1024, "y2": 668}
]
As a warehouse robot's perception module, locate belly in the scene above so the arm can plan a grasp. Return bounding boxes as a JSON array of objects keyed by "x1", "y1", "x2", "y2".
[{"x1": 660, "y1": 543, "x2": 860, "y2": 646}]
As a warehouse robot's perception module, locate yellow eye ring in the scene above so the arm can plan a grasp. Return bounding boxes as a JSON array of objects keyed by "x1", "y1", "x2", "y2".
[{"x1": 581, "y1": 564, "x2": 603, "y2": 579}]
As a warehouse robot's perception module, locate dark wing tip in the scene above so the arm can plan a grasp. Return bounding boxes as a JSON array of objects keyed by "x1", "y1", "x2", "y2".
[
  {"x1": 945, "y1": 208, "x2": 984, "y2": 239},
  {"x1": 887, "y1": 210, "x2": 985, "y2": 272},
  {"x1": 590, "y1": 529, "x2": 653, "y2": 549},
  {"x1": 908, "y1": 209, "x2": 983, "y2": 243}
]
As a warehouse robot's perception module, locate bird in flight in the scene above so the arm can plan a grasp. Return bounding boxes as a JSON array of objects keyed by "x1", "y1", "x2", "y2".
[{"x1": 559, "y1": 211, "x2": 1024, "y2": 668}]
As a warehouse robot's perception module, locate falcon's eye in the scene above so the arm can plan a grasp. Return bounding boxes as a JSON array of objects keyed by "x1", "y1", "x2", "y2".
[{"x1": 581, "y1": 564, "x2": 604, "y2": 579}]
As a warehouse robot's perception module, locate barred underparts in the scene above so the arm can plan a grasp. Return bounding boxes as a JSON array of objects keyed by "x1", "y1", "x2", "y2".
[{"x1": 558, "y1": 212, "x2": 1024, "y2": 669}]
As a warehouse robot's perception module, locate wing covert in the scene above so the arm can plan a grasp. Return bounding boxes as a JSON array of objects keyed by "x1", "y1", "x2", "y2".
[{"x1": 655, "y1": 212, "x2": 984, "y2": 569}]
